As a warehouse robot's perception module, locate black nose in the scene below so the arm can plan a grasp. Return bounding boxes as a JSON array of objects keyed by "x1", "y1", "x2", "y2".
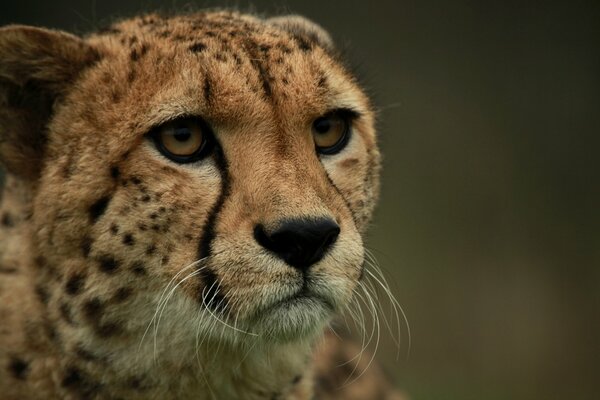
[{"x1": 254, "y1": 218, "x2": 340, "y2": 272}]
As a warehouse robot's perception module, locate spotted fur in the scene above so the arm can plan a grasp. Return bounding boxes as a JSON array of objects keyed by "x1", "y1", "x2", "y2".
[{"x1": 0, "y1": 10, "x2": 401, "y2": 400}]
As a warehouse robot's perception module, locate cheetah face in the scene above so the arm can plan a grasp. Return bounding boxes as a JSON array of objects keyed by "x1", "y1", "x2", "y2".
[{"x1": 1, "y1": 12, "x2": 380, "y2": 345}]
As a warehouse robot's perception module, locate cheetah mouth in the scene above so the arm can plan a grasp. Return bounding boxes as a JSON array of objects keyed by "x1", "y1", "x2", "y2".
[
  {"x1": 245, "y1": 284, "x2": 337, "y2": 341},
  {"x1": 274, "y1": 288, "x2": 334, "y2": 312}
]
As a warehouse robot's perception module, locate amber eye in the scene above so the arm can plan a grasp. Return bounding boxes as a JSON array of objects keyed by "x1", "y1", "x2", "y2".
[
  {"x1": 151, "y1": 118, "x2": 213, "y2": 163},
  {"x1": 312, "y1": 111, "x2": 353, "y2": 154}
]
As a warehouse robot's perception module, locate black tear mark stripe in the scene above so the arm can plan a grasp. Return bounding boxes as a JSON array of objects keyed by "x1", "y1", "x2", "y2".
[
  {"x1": 197, "y1": 142, "x2": 230, "y2": 311},
  {"x1": 322, "y1": 169, "x2": 359, "y2": 228}
]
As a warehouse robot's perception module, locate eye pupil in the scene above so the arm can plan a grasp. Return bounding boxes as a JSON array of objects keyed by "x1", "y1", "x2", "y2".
[
  {"x1": 314, "y1": 119, "x2": 331, "y2": 134},
  {"x1": 173, "y1": 128, "x2": 191, "y2": 142}
]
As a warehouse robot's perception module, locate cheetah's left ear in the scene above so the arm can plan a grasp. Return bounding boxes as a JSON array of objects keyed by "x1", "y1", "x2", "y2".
[
  {"x1": 267, "y1": 15, "x2": 335, "y2": 52},
  {"x1": 0, "y1": 25, "x2": 101, "y2": 180}
]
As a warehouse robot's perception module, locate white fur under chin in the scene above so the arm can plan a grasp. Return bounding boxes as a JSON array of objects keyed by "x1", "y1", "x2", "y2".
[{"x1": 103, "y1": 289, "x2": 326, "y2": 399}]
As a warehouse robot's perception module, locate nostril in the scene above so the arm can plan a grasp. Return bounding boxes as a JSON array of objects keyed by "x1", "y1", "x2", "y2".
[{"x1": 254, "y1": 218, "x2": 340, "y2": 272}]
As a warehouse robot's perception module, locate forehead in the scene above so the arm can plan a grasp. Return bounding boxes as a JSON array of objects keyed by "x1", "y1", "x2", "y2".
[{"x1": 85, "y1": 12, "x2": 367, "y2": 134}]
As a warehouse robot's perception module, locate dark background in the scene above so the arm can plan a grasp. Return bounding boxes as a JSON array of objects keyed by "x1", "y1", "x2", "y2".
[{"x1": 1, "y1": 1, "x2": 599, "y2": 399}]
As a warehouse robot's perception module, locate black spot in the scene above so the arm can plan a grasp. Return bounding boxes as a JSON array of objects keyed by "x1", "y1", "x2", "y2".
[
  {"x1": 97, "y1": 255, "x2": 120, "y2": 273},
  {"x1": 128, "y1": 376, "x2": 142, "y2": 389},
  {"x1": 83, "y1": 298, "x2": 123, "y2": 338},
  {"x1": 141, "y1": 194, "x2": 151, "y2": 202},
  {"x1": 110, "y1": 224, "x2": 119, "y2": 235},
  {"x1": 127, "y1": 375, "x2": 151, "y2": 390},
  {"x1": 66, "y1": 273, "x2": 86, "y2": 295},
  {"x1": 233, "y1": 54, "x2": 243, "y2": 65},
  {"x1": 122, "y1": 233, "x2": 135, "y2": 246},
  {"x1": 61, "y1": 365, "x2": 102, "y2": 395},
  {"x1": 112, "y1": 287, "x2": 133, "y2": 303},
  {"x1": 81, "y1": 235, "x2": 92, "y2": 257},
  {"x1": 151, "y1": 224, "x2": 160, "y2": 231},
  {"x1": 131, "y1": 176, "x2": 142, "y2": 185},
  {"x1": 1, "y1": 212, "x2": 14, "y2": 227},
  {"x1": 8, "y1": 357, "x2": 29, "y2": 380},
  {"x1": 130, "y1": 44, "x2": 148, "y2": 61},
  {"x1": 110, "y1": 166, "x2": 120, "y2": 179},
  {"x1": 317, "y1": 75, "x2": 327, "y2": 88},
  {"x1": 292, "y1": 375, "x2": 302, "y2": 385},
  {"x1": 96, "y1": 322, "x2": 123, "y2": 338},
  {"x1": 89, "y1": 196, "x2": 110, "y2": 222},
  {"x1": 161, "y1": 255, "x2": 169, "y2": 265},
  {"x1": 131, "y1": 262, "x2": 147, "y2": 275},
  {"x1": 61, "y1": 366, "x2": 82, "y2": 387},
  {"x1": 0, "y1": 266, "x2": 17, "y2": 274},
  {"x1": 35, "y1": 284, "x2": 50, "y2": 304},
  {"x1": 189, "y1": 42, "x2": 207, "y2": 53},
  {"x1": 140, "y1": 16, "x2": 156, "y2": 26},
  {"x1": 83, "y1": 298, "x2": 103, "y2": 320},
  {"x1": 145, "y1": 244, "x2": 156, "y2": 255},
  {"x1": 293, "y1": 35, "x2": 313, "y2": 51},
  {"x1": 158, "y1": 30, "x2": 171, "y2": 38},
  {"x1": 150, "y1": 212, "x2": 158, "y2": 220}
]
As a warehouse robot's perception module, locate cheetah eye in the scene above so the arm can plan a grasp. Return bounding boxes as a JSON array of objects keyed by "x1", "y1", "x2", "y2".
[
  {"x1": 150, "y1": 117, "x2": 213, "y2": 163},
  {"x1": 312, "y1": 110, "x2": 354, "y2": 155}
]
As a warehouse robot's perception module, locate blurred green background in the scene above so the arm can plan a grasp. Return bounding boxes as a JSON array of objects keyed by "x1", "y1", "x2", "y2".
[{"x1": 1, "y1": 1, "x2": 598, "y2": 399}]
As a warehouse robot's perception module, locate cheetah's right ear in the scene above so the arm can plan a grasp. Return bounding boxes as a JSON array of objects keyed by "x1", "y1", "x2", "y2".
[
  {"x1": 267, "y1": 15, "x2": 335, "y2": 52},
  {"x1": 0, "y1": 25, "x2": 101, "y2": 180}
]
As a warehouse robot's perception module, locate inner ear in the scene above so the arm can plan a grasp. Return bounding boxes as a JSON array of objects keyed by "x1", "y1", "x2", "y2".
[{"x1": 0, "y1": 25, "x2": 101, "y2": 180}]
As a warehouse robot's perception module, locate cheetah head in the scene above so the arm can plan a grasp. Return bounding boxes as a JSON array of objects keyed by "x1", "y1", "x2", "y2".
[{"x1": 0, "y1": 12, "x2": 380, "y2": 351}]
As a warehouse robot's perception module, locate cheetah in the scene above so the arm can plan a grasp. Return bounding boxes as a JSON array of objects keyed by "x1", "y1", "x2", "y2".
[{"x1": 0, "y1": 10, "x2": 405, "y2": 399}]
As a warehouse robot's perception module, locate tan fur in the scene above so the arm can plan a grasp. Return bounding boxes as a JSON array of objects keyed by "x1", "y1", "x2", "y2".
[{"x1": 0, "y1": 10, "x2": 400, "y2": 399}]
